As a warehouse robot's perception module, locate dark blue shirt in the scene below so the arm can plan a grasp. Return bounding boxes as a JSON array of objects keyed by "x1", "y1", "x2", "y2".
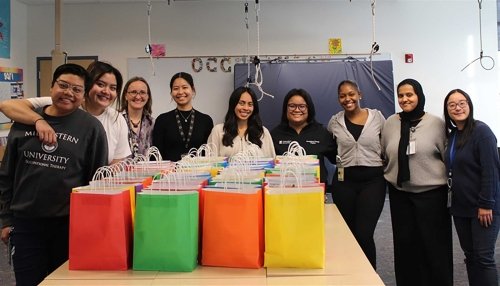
[{"x1": 445, "y1": 121, "x2": 500, "y2": 217}]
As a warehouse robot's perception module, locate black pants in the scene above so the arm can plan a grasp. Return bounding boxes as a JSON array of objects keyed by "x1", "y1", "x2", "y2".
[
  {"x1": 332, "y1": 174, "x2": 386, "y2": 269},
  {"x1": 11, "y1": 216, "x2": 69, "y2": 286},
  {"x1": 388, "y1": 184, "x2": 453, "y2": 286}
]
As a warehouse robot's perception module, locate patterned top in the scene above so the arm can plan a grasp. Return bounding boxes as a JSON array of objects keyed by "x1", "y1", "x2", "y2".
[{"x1": 121, "y1": 111, "x2": 155, "y2": 158}]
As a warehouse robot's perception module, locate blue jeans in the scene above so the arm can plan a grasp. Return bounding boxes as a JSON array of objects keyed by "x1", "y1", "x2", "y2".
[{"x1": 454, "y1": 215, "x2": 500, "y2": 286}]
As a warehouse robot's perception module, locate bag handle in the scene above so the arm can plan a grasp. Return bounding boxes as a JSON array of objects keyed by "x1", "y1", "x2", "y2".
[
  {"x1": 90, "y1": 166, "x2": 114, "y2": 191},
  {"x1": 286, "y1": 141, "x2": 307, "y2": 157},
  {"x1": 146, "y1": 146, "x2": 162, "y2": 162},
  {"x1": 279, "y1": 167, "x2": 302, "y2": 189}
]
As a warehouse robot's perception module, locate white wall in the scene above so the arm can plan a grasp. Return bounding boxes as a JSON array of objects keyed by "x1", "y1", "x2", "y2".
[{"x1": 12, "y1": 0, "x2": 500, "y2": 136}]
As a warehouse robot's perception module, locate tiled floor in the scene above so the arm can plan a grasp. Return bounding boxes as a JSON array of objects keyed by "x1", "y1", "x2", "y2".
[{"x1": 1, "y1": 194, "x2": 499, "y2": 285}]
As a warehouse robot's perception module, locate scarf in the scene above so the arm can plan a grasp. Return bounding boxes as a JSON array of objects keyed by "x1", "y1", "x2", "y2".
[{"x1": 396, "y1": 79, "x2": 426, "y2": 187}]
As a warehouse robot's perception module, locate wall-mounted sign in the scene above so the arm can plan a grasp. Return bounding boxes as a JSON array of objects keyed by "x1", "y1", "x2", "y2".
[{"x1": 0, "y1": 67, "x2": 23, "y2": 123}]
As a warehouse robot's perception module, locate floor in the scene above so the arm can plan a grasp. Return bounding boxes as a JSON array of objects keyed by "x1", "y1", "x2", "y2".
[
  {"x1": 373, "y1": 196, "x2": 496, "y2": 286},
  {"x1": 1, "y1": 195, "x2": 499, "y2": 285}
]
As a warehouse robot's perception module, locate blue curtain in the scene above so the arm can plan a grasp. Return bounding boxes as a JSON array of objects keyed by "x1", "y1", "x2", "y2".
[{"x1": 234, "y1": 60, "x2": 395, "y2": 128}]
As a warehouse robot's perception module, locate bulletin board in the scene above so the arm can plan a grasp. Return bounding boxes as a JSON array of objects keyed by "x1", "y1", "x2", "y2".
[{"x1": 0, "y1": 66, "x2": 23, "y2": 123}]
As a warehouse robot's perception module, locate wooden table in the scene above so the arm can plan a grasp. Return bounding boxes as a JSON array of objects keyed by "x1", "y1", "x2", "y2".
[{"x1": 40, "y1": 204, "x2": 384, "y2": 285}]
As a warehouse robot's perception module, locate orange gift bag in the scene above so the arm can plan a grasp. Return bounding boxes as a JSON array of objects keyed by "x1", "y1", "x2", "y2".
[{"x1": 201, "y1": 186, "x2": 264, "y2": 268}]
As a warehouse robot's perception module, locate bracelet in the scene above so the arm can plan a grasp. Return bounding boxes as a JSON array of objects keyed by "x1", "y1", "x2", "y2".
[{"x1": 34, "y1": 118, "x2": 45, "y2": 125}]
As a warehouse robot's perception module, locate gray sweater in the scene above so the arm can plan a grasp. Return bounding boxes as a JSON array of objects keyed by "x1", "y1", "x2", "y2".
[
  {"x1": 381, "y1": 113, "x2": 447, "y2": 193},
  {"x1": 327, "y1": 108, "x2": 385, "y2": 167}
]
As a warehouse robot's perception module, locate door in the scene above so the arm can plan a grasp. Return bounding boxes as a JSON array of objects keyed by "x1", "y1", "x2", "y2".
[{"x1": 36, "y1": 56, "x2": 97, "y2": 97}]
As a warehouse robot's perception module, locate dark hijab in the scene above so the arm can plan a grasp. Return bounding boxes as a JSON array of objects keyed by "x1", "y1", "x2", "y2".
[{"x1": 396, "y1": 78, "x2": 426, "y2": 187}]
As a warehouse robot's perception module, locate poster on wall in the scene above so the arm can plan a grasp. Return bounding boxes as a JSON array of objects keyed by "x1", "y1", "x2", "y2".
[
  {"x1": 0, "y1": 0, "x2": 10, "y2": 59},
  {"x1": 0, "y1": 67, "x2": 23, "y2": 123}
]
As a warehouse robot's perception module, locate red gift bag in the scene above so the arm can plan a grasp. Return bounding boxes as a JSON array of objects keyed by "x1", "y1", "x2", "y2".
[{"x1": 69, "y1": 188, "x2": 133, "y2": 270}]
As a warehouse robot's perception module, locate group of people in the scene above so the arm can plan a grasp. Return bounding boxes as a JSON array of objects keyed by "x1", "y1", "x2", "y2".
[
  {"x1": 0, "y1": 60, "x2": 498, "y2": 286},
  {"x1": 382, "y1": 79, "x2": 499, "y2": 286}
]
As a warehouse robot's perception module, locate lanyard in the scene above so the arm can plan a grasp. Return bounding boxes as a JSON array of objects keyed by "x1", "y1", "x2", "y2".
[
  {"x1": 448, "y1": 133, "x2": 457, "y2": 176},
  {"x1": 446, "y1": 133, "x2": 457, "y2": 208},
  {"x1": 175, "y1": 109, "x2": 196, "y2": 149}
]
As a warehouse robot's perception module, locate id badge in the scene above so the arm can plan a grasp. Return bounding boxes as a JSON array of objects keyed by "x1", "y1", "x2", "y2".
[
  {"x1": 336, "y1": 155, "x2": 344, "y2": 182},
  {"x1": 406, "y1": 140, "x2": 416, "y2": 155},
  {"x1": 337, "y1": 167, "x2": 344, "y2": 182}
]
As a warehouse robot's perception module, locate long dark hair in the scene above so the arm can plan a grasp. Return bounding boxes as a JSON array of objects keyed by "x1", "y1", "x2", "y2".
[
  {"x1": 86, "y1": 61, "x2": 124, "y2": 111},
  {"x1": 443, "y1": 89, "x2": 475, "y2": 148},
  {"x1": 280, "y1": 88, "x2": 317, "y2": 125},
  {"x1": 120, "y1": 76, "x2": 153, "y2": 115},
  {"x1": 222, "y1": 86, "x2": 264, "y2": 147}
]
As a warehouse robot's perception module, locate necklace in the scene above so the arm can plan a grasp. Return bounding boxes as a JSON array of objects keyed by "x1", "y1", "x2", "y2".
[
  {"x1": 178, "y1": 109, "x2": 194, "y2": 123},
  {"x1": 130, "y1": 118, "x2": 141, "y2": 128}
]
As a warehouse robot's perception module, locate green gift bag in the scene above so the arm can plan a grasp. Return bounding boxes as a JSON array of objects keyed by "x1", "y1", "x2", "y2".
[{"x1": 133, "y1": 191, "x2": 199, "y2": 272}]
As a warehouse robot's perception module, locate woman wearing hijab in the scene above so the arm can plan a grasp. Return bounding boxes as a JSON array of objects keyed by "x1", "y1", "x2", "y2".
[{"x1": 381, "y1": 79, "x2": 453, "y2": 286}]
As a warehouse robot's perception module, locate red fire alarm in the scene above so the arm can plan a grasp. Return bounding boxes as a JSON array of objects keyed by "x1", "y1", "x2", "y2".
[{"x1": 405, "y1": 53, "x2": 414, "y2": 63}]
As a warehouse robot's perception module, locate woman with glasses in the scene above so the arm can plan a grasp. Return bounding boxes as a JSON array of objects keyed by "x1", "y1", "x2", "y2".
[
  {"x1": 382, "y1": 78, "x2": 452, "y2": 285},
  {"x1": 153, "y1": 72, "x2": 213, "y2": 161},
  {"x1": 271, "y1": 88, "x2": 336, "y2": 186},
  {"x1": 0, "y1": 61, "x2": 131, "y2": 165},
  {"x1": 207, "y1": 86, "x2": 275, "y2": 158},
  {"x1": 327, "y1": 80, "x2": 386, "y2": 270},
  {"x1": 119, "y1": 77, "x2": 154, "y2": 158},
  {"x1": 444, "y1": 89, "x2": 500, "y2": 286}
]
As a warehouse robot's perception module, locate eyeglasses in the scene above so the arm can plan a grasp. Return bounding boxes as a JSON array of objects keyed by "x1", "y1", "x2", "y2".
[
  {"x1": 287, "y1": 104, "x2": 307, "y2": 112},
  {"x1": 127, "y1": 90, "x2": 148, "y2": 97},
  {"x1": 447, "y1": 100, "x2": 468, "y2": 110},
  {"x1": 55, "y1": 80, "x2": 84, "y2": 95}
]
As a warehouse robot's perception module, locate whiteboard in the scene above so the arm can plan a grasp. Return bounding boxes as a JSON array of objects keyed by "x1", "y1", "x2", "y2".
[{"x1": 127, "y1": 57, "x2": 236, "y2": 125}]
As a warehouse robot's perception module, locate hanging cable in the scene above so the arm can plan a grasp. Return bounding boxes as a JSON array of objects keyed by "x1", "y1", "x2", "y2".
[
  {"x1": 248, "y1": 0, "x2": 273, "y2": 101},
  {"x1": 368, "y1": 0, "x2": 381, "y2": 90},
  {"x1": 461, "y1": 0, "x2": 495, "y2": 72},
  {"x1": 244, "y1": 1, "x2": 251, "y2": 85},
  {"x1": 145, "y1": 1, "x2": 156, "y2": 75}
]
